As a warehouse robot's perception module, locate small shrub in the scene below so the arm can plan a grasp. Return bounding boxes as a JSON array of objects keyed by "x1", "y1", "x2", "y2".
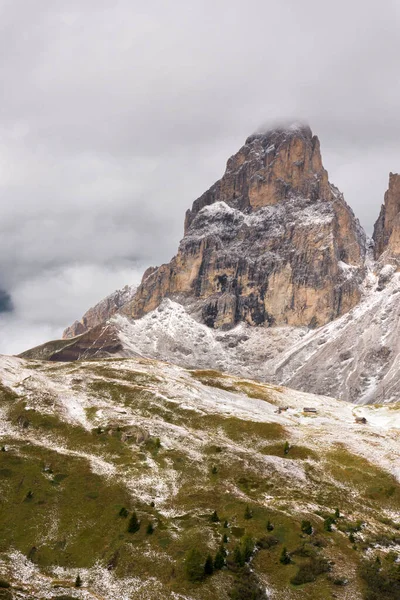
[
  {"x1": 211, "y1": 465, "x2": 218, "y2": 474},
  {"x1": 256, "y1": 535, "x2": 279, "y2": 550},
  {"x1": 266, "y1": 519, "x2": 274, "y2": 531},
  {"x1": 0, "y1": 581, "x2": 10, "y2": 589},
  {"x1": 119, "y1": 507, "x2": 129, "y2": 518},
  {"x1": 284, "y1": 441, "x2": 290, "y2": 455},
  {"x1": 290, "y1": 557, "x2": 330, "y2": 585},
  {"x1": 229, "y1": 566, "x2": 268, "y2": 600},
  {"x1": 244, "y1": 505, "x2": 253, "y2": 520},
  {"x1": 75, "y1": 574, "x2": 82, "y2": 588},
  {"x1": 146, "y1": 522, "x2": 154, "y2": 535},
  {"x1": 301, "y1": 520, "x2": 313, "y2": 535},
  {"x1": 210, "y1": 510, "x2": 220, "y2": 523},
  {"x1": 223, "y1": 533, "x2": 228, "y2": 544}
]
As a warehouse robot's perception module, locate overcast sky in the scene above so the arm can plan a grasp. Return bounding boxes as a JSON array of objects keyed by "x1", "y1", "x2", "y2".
[{"x1": 1, "y1": 0, "x2": 400, "y2": 354}]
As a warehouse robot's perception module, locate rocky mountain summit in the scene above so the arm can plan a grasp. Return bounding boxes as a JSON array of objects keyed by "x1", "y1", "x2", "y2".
[
  {"x1": 23, "y1": 124, "x2": 400, "y2": 405},
  {"x1": 122, "y1": 124, "x2": 366, "y2": 330}
]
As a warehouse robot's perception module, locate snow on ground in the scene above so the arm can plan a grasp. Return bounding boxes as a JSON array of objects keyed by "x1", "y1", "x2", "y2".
[{"x1": 104, "y1": 262, "x2": 400, "y2": 407}]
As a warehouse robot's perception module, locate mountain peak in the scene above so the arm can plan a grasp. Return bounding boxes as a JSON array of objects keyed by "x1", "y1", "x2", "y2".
[
  {"x1": 185, "y1": 122, "x2": 329, "y2": 233},
  {"x1": 245, "y1": 121, "x2": 313, "y2": 145},
  {"x1": 373, "y1": 172, "x2": 400, "y2": 260}
]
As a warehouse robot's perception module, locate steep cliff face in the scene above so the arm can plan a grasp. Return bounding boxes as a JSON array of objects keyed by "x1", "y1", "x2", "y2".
[
  {"x1": 63, "y1": 284, "x2": 136, "y2": 339},
  {"x1": 373, "y1": 172, "x2": 400, "y2": 260},
  {"x1": 122, "y1": 125, "x2": 366, "y2": 329}
]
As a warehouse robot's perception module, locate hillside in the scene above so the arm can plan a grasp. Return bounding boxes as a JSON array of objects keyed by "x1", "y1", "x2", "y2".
[{"x1": 0, "y1": 354, "x2": 399, "y2": 599}]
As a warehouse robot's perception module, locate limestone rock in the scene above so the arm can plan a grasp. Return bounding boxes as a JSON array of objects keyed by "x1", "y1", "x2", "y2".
[
  {"x1": 373, "y1": 172, "x2": 400, "y2": 261},
  {"x1": 122, "y1": 124, "x2": 366, "y2": 329},
  {"x1": 63, "y1": 284, "x2": 137, "y2": 339}
]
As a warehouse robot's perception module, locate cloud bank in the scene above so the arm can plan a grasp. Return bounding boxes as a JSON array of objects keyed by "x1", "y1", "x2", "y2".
[{"x1": 0, "y1": 0, "x2": 400, "y2": 353}]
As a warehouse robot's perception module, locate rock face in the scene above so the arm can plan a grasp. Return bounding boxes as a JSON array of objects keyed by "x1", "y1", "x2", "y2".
[
  {"x1": 63, "y1": 284, "x2": 136, "y2": 339},
  {"x1": 373, "y1": 172, "x2": 400, "y2": 260},
  {"x1": 122, "y1": 124, "x2": 366, "y2": 329}
]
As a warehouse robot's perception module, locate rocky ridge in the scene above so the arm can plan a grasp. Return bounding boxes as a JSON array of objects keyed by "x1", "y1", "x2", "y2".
[{"x1": 63, "y1": 284, "x2": 137, "y2": 339}]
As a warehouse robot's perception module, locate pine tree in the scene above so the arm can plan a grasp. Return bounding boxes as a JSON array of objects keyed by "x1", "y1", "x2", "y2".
[
  {"x1": 223, "y1": 533, "x2": 228, "y2": 543},
  {"x1": 119, "y1": 507, "x2": 128, "y2": 518},
  {"x1": 128, "y1": 511, "x2": 140, "y2": 533},
  {"x1": 211, "y1": 465, "x2": 218, "y2": 474},
  {"x1": 185, "y1": 548, "x2": 204, "y2": 582},
  {"x1": 283, "y1": 441, "x2": 290, "y2": 455},
  {"x1": 266, "y1": 519, "x2": 274, "y2": 531},
  {"x1": 349, "y1": 532, "x2": 355, "y2": 543},
  {"x1": 204, "y1": 554, "x2": 214, "y2": 576},
  {"x1": 210, "y1": 510, "x2": 220, "y2": 523},
  {"x1": 75, "y1": 574, "x2": 82, "y2": 588},
  {"x1": 301, "y1": 520, "x2": 312, "y2": 535},
  {"x1": 335, "y1": 507, "x2": 340, "y2": 519},
  {"x1": 241, "y1": 535, "x2": 255, "y2": 563},
  {"x1": 155, "y1": 437, "x2": 161, "y2": 449},
  {"x1": 324, "y1": 516, "x2": 335, "y2": 532},
  {"x1": 223, "y1": 519, "x2": 229, "y2": 528},
  {"x1": 233, "y1": 545, "x2": 245, "y2": 567},
  {"x1": 279, "y1": 547, "x2": 290, "y2": 565},
  {"x1": 214, "y1": 548, "x2": 225, "y2": 570},
  {"x1": 146, "y1": 522, "x2": 154, "y2": 535},
  {"x1": 244, "y1": 505, "x2": 253, "y2": 520}
]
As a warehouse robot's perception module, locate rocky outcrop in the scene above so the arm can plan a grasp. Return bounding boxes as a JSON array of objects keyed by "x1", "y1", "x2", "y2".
[
  {"x1": 373, "y1": 172, "x2": 400, "y2": 261},
  {"x1": 63, "y1": 284, "x2": 136, "y2": 339},
  {"x1": 122, "y1": 124, "x2": 366, "y2": 329}
]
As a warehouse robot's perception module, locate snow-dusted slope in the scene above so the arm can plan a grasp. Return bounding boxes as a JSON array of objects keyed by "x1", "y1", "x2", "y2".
[
  {"x1": 108, "y1": 263, "x2": 400, "y2": 405},
  {"x1": 0, "y1": 353, "x2": 399, "y2": 599}
]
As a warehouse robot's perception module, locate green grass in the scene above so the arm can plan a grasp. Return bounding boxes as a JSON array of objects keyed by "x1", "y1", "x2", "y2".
[{"x1": 326, "y1": 446, "x2": 400, "y2": 509}]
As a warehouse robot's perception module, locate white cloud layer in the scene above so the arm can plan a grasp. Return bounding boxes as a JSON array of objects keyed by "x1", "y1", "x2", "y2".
[{"x1": 0, "y1": 0, "x2": 400, "y2": 353}]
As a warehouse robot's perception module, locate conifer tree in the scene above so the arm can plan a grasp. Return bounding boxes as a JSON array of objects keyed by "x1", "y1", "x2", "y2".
[
  {"x1": 128, "y1": 511, "x2": 140, "y2": 533},
  {"x1": 210, "y1": 510, "x2": 220, "y2": 523},
  {"x1": 75, "y1": 574, "x2": 82, "y2": 588},
  {"x1": 266, "y1": 519, "x2": 274, "y2": 531},
  {"x1": 279, "y1": 547, "x2": 290, "y2": 565},
  {"x1": 185, "y1": 548, "x2": 204, "y2": 582},
  {"x1": 204, "y1": 554, "x2": 214, "y2": 576},
  {"x1": 283, "y1": 441, "x2": 290, "y2": 455},
  {"x1": 301, "y1": 520, "x2": 312, "y2": 535},
  {"x1": 233, "y1": 545, "x2": 245, "y2": 567},
  {"x1": 214, "y1": 548, "x2": 225, "y2": 570}
]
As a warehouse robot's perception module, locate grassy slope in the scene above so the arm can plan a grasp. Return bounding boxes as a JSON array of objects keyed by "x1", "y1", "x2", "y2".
[{"x1": 0, "y1": 358, "x2": 399, "y2": 599}]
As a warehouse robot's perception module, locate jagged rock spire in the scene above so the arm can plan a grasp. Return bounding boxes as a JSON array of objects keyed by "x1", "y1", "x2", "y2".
[
  {"x1": 185, "y1": 123, "x2": 331, "y2": 232},
  {"x1": 122, "y1": 124, "x2": 366, "y2": 329},
  {"x1": 373, "y1": 172, "x2": 400, "y2": 260}
]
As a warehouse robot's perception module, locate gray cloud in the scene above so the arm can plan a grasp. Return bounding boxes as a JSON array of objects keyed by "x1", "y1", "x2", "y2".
[{"x1": 0, "y1": 0, "x2": 399, "y2": 353}]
